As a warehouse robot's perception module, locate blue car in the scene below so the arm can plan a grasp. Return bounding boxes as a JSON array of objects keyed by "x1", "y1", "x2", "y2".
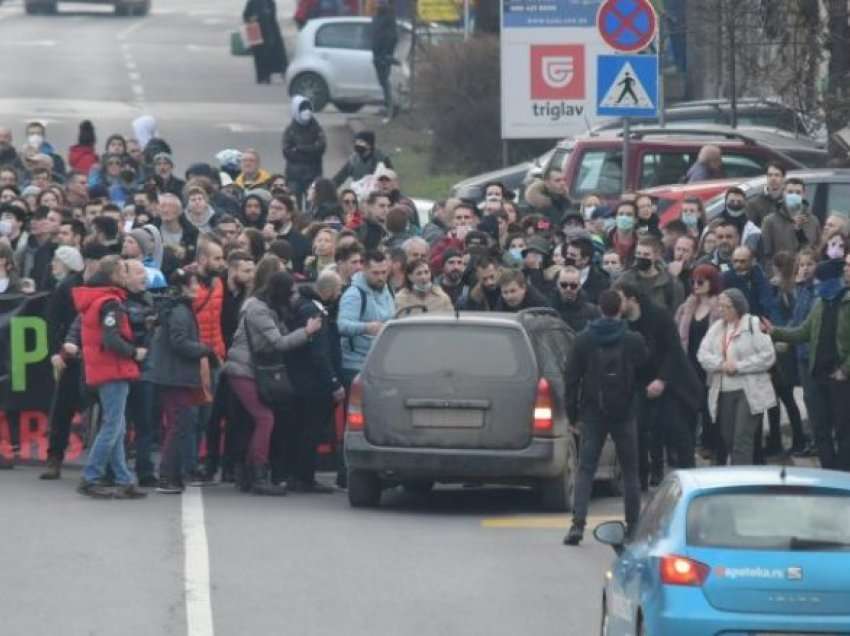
[{"x1": 593, "y1": 466, "x2": 850, "y2": 636}]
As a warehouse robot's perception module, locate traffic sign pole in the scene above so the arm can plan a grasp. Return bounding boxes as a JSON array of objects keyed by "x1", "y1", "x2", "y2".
[{"x1": 622, "y1": 117, "x2": 630, "y2": 193}]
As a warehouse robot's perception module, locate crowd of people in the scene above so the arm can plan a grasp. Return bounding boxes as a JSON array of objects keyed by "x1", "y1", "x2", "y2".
[{"x1": 0, "y1": 113, "x2": 846, "y2": 517}]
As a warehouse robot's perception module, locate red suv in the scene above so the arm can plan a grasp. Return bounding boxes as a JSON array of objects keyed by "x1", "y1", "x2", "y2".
[{"x1": 539, "y1": 128, "x2": 803, "y2": 205}]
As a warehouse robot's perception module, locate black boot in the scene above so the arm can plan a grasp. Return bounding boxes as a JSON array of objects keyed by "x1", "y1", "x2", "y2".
[
  {"x1": 563, "y1": 522, "x2": 585, "y2": 546},
  {"x1": 250, "y1": 464, "x2": 288, "y2": 496}
]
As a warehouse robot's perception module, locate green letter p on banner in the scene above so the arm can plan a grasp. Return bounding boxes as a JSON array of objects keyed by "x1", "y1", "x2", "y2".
[{"x1": 11, "y1": 316, "x2": 48, "y2": 392}]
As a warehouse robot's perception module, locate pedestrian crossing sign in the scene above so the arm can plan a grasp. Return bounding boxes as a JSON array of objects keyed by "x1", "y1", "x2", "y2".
[{"x1": 596, "y1": 54, "x2": 658, "y2": 118}]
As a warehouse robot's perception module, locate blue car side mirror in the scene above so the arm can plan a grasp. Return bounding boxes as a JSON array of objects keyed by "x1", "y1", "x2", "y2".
[{"x1": 594, "y1": 521, "x2": 627, "y2": 554}]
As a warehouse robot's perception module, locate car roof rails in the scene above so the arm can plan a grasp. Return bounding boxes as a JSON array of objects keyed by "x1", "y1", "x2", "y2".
[{"x1": 617, "y1": 127, "x2": 757, "y2": 145}]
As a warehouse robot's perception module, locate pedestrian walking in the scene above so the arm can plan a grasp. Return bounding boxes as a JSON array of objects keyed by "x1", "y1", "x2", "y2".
[
  {"x1": 698, "y1": 289, "x2": 777, "y2": 465},
  {"x1": 242, "y1": 0, "x2": 288, "y2": 84},
  {"x1": 371, "y1": 0, "x2": 398, "y2": 123},
  {"x1": 564, "y1": 289, "x2": 649, "y2": 545}
]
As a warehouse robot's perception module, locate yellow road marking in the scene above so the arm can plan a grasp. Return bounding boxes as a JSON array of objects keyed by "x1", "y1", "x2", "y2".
[{"x1": 481, "y1": 514, "x2": 622, "y2": 529}]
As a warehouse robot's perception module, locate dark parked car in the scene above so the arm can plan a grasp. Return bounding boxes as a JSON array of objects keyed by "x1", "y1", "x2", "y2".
[{"x1": 344, "y1": 309, "x2": 621, "y2": 511}]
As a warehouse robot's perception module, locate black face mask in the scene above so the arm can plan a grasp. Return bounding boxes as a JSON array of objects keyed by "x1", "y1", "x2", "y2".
[
  {"x1": 121, "y1": 169, "x2": 136, "y2": 182},
  {"x1": 563, "y1": 257, "x2": 577, "y2": 267},
  {"x1": 635, "y1": 257, "x2": 653, "y2": 272},
  {"x1": 354, "y1": 145, "x2": 370, "y2": 158}
]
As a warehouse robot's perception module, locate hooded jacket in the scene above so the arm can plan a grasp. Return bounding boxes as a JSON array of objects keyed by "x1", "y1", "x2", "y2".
[
  {"x1": 331, "y1": 144, "x2": 393, "y2": 187},
  {"x1": 72, "y1": 279, "x2": 140, "y2": 387},
  {"x1": 282, "y1": 96, "x2": 326, "y2": 183},
  {"x1": 285, "y1": 290, "x2": 342, "y2": 396},
  {"x1": 338, "y1": 271, "x2": 396, "y2": 371},
  {"x1": 618, "y1": 264, "x2": 684, "y2": 315},
  {"x1": 184, "y1": 203, "x2": 221, "y2": 235},
  {"x1": 564, "y1": 317, "x2": 649, "y2": 423},
  {"x1": 148, "y1": 296, "x2": 212, "y2": 388}
]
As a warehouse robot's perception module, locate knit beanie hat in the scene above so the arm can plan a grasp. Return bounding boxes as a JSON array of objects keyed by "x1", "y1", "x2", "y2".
[
  {"x1": 721, "y1": 288, "x2": 749, "y2": 317},
  {"x1": 53, "y1": 246, "x2": 84, "y2": 273},
  {"x1": 129, "y1": 227, "x2": 154, "y2": 258}
]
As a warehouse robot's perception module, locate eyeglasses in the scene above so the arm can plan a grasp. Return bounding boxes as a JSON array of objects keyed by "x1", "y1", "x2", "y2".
[{"x1": 559, "y1": 282, "x2": 580, "y2": 290}]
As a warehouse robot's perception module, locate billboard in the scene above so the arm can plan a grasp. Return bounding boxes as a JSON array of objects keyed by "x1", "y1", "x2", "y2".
[{"x1": 500, "y1": 0, "x2": 612, "y2": 139}]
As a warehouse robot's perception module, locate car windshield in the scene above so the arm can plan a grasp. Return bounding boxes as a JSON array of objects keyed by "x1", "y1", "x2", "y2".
[
  {"x1": 375, "y1": 325, "x2": 530, "y2": 378},
  {"x1": 687, "y1": 490, "x2": 850, "y2": 551}
]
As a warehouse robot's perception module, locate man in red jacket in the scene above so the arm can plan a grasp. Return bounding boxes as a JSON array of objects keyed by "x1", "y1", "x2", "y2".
[{"x1": 72, "y1": 256, "x2": 148, "y2": 499}]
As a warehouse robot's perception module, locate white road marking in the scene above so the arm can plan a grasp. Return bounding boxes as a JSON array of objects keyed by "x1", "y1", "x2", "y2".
[
  {"x1": 116, "y1": 17, "x2": 147, "y2": 41},
  {"x1": 131, "y1": 84, "x2": 145, "y2": 96},
  {"x1": 128, "y1": 71, "x2": 141, "y2": 82},
  {"x1": 126, "y1": 60, "x2": 137, "y2": 70},
  {"x1": 0, "y1": 40, "x2": 57, "y2": 47},
  {"x1": 182, "y1": 488, "x2": 215, "y2": 636}
]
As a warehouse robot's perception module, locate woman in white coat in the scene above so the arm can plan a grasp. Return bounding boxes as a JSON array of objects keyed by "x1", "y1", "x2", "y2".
[{"x1": 698, "y1": 288, "x2": 777, "y2": 465}]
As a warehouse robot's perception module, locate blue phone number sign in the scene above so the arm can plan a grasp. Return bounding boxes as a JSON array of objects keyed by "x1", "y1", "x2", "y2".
[{"x1": 503, "y1": 0, "x2": 602, "y2": 28}]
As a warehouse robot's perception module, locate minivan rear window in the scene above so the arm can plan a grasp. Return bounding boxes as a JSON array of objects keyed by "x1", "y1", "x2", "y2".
[
  {"x1": 687, "y1": 491, "x2": 850, "y2": 551},
  {"x1": 375, "y1": 325, "x2": 529, "y2": 378}
]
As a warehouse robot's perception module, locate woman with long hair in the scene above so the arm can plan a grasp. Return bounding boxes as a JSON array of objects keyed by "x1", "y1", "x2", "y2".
[
  {"x1": 303, "y1": 227, "x2": 337, "y2": 280},
  {"x1": 223, "y1": 271, "x2": 321, "y2": 495},
  {"x1": 394, "y1": 259, "x2": 453, "y2": 315}
]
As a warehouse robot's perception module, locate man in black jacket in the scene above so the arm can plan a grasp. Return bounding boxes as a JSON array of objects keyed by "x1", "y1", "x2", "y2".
[
  {"x1": 564, "y1": 290, "x2": 648, "y2": 545},
  {"x1": 565, "y1": 237, "x2": 609, "y2": 304},
  {"x1": 551, "y1": 267, "x2": 600, "y2": 333},
  {"x1": 615, "y1": 281, "x2": 703, "y2": 489},
  {"x1": 371, "y1": 0, "x2": 398, "y2": 122},
  {"x1": 275, "y1": 280, "x2": 345, "y2": 492},
  {"x1": 495, "y1": 269, "x2": 550, "y2": 313},
  {"x1": 282, "y1": 96, "x2": 326, "y2": 207}
]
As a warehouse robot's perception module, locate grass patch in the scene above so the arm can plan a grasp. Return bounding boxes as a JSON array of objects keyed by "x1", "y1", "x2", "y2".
[{"x1": 364, "y1": 113, "x2": 467, "y2": 201}]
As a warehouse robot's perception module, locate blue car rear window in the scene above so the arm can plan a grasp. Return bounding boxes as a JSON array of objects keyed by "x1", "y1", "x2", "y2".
[{"x1": 687, "y1": 491, "x2": 850, "y2": 551}]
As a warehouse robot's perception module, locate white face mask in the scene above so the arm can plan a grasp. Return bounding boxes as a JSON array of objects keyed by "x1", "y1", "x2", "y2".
[
  {"x1": 583, "y1": 205, "x2": 596, "y2": 220},
  {"x1": 0, "y1": 220, "x2": 12, "y2": 236},
  {"x1": 28, "y1": 134, "x2": 44, "y2": 148}
]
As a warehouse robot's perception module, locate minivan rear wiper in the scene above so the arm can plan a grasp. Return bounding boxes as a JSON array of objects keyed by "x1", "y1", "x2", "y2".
[{"x1": 789, "y1": 536, "x2": 850, "y2": 550}]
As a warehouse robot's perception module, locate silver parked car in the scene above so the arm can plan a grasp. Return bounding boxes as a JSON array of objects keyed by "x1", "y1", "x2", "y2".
[
  {"x1": 285, "y1": 17, "x2": 461, "y2": 113},
  {"x1": 344, "y1": 310, "x2": 621, "y2": 510}
]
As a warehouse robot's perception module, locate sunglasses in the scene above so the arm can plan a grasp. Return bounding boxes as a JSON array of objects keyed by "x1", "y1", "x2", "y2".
[{"x1": 559, "y1": 282, "x2": 580, "y2": 290}]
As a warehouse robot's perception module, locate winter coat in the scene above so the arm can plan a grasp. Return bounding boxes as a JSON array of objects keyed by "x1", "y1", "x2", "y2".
[
  {"x1": 698, "y1": 314, "x2": 777, "y2": 420},
  {"x1": 459, "y1": 282, "x2": 501, "y2": 312},
  {"x1": 284, "y1": 290, "x2": 342, "y2": 397},
  {"x1": 338, "y1": 271, "x2": 396, "y2": 371},
  {"x1": 525, "y1": 179, "x2": 571, "y2": 225},
  {"x1": 224, "y1": 296, "x2": 310, "y2": 379},
  {"x1": 282, "y1": 98, "x2": 326, "y2": 183},
  {"x1": 394, "y1": 286, "x2": 454, "y2": 315},
  {"x1": 746, "y1": 189, "x2": 783, "y2": 227},
  {"x1": 371, "y1": 7, "x2": 398, "y2": 61},
  {"x1": 278, "y1": 225, "x2": 311, "y2": 274},
  {"x1": 234, "y1": 168, "x2": 272, "y2": 191},
  {"x1": 772, "y1": 291, "x2": 850, "y2": 377},
  {"x1": 674, "y1": 294, "x2": 722, "y2": 352},
  {"x1": 564, "y1": 317, "x2": 649, "y2": 424},
  {"x1": 332, "y1": 149, "x2": 393, "y2": 187},
  {"x1": 581, "y1": 265, "x2": 610, "y2": 304},
  {"x1": 356, "y1": 218, "x2": 388, "y2": 252},
  {"x1": 148, "y1": 297, "x2": 212, "y2": 388},
  {"x1": 184, "y1": 205, "x2": 222, "y2": 235},
  {"x1": 722, "y1": 265, "x2": 779, "y2": 322},
  {"x1": 550, "y1": 291, "x2": 601, "y2": 333},
  {"x1": 618, "y1": 265, "x2": 684, "y2": 315},
  {"x1": 189, "y1": 272, "x2": 226, "y2": 360},
  {"x1": 494, "y1": 285, "x2": 551, "y2": 313},
  {"x1": 68, "y1": 144, "x2": 98, "y2": 175},
  {"x1": 761, "y1": 204, "x2": 820, "y2": 276},
  {"x1": 151, "y1": 215, "x2": 199, "y2": 265},
  {"x1": 46, "y1": 271, "x2": 84, "y2": 353},
  {"x1": 790, "y1": 280, "x2": 816, "y2": 366}
]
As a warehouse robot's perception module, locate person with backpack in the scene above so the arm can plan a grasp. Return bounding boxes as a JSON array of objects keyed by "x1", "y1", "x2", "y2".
[{"x1": 563, "y1": 289, "x2": 649, "y2": 546}]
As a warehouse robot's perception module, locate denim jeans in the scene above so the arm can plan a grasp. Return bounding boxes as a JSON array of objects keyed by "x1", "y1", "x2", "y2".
[
  {"x1": 83, "y1": 381, "x2": 134, "y2": 485},
  {"x1": 182, "y1": 367, "x2": 219, "y2": 475},
  {"x1": 126, "y1": 380, "x2": 155, "y2": 479}
]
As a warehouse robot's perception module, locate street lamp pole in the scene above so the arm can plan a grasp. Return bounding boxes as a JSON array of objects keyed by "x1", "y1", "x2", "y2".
[{"x1": 464, "y1": 0, "x2": 471, "y2": 40}]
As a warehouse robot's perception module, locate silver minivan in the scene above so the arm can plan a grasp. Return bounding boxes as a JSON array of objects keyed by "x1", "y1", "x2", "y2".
[{"x1": 344, "y1": 310, "x2": 621, "y2": 510}]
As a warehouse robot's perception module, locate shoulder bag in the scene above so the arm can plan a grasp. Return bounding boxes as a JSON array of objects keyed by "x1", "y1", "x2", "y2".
[{"x1": 243, "y1": 314, "x2": 295, "y2": 406}]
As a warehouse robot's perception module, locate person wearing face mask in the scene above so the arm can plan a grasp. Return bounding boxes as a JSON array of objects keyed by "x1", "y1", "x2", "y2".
[
  {"x1": 679, "y1": 196, "x2": 706, "y2": 238},
  {"x1": 394, "y1": 259, "x2": 453, "y2": 314},
  {"x1": 619, "y1": 236, "x2": 684, "y2": 314},
  {"x1": 761, "y1": 178, "x2": 820, "y2": 277},
  {"x1": 25, "y1": 121, "x2": 66, "y2": 180},
  {"x1": 0, "y1": 127, "x2": 26, "y2": 180},
  {"x1": 601, "y1": 250, "x2": 623, "y2": 280},
  {"x1": 718, "y1": 187, "x2": 761, "y2": 254},
  {"x1": 550, "y1": 266, "x2": 600, "y2": 332},
  {"x1": 564, "y1": 237, "x2": 609, "y2": 303},
  {"x1": 282, "y1": 95, "x2": 327, "y2": 207},
  {"x1": 332, "y1": 130, "x2": 392, "y2": 188},
  {"x1": 609, "y1": 200, "x2": 639, "y2": 269}
]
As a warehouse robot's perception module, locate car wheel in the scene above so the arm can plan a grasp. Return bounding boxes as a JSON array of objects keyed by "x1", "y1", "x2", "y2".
[
  {"x1": 347, "y1": 469, "x2": 381, "y2": 508},
  {"x1": 333, "y1": 102, "x2": 364, "y2": 114},
  {"x1": 540, "y1": 434, "x2": 577, "y2": 511},
  {"x1": 289, "y1": 72, "x2": 330, "y2": 112},
  {"x1": 401, "y1": 480, "x2": 433, "y2": 496}
]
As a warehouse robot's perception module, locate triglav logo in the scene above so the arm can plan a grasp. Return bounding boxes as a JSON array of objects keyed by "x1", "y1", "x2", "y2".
[{"x1": 530, "y1": 45, "x2": 585, "y2": 100}]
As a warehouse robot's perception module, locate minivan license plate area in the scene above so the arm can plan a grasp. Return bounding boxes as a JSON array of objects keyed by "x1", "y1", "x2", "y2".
[{"x1": 411, "y1": 408, "x2": 484, "y2": 429}]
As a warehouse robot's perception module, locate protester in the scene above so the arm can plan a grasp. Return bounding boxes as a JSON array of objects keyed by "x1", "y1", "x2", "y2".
[
  {"x1": 394, "y1": 259, "x2": 453, "y2": 314},
  {"x1": 371, "y1": 0, "x2": 398, "y2": 123},
  {"x1": 550, "y1": 266, "x2": 600, "y2": 333},
  {"x1": 760, "y1": 178, "x2": 820, "y2": 276},
  {"x1": 564, "y1": 289, "x2": 649, "y2": 546},
  {"x1": 698, "y1": 288, "x2": 777, "y2": 465},
  {"x1": 283, "y1": 96, "x2": 326, "y2": 206},
  {"x1": 242, "y1": 0, "x2": 288, "y2": 84}
]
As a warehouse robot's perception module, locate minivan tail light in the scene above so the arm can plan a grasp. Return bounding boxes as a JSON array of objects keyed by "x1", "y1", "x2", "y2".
[
  {"x1": 347, "y1": 375, "x2": 365, "y2": 431},
  {"x1": 533, "y1": 378, "x2": 554, "y2": 435},
  {"x1": 660, "y1": 555, "x2": 710, "y2": 587}
]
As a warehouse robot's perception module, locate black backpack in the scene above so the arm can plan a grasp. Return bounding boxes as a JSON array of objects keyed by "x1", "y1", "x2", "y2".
[{"x1": 590, "y1": 339, "x2": 633, "y2": 421}]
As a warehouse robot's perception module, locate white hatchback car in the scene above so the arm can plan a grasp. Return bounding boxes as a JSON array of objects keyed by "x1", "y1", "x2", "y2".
[{"x1": 286, "y1": 17, "x2": 460, "y2": 113}]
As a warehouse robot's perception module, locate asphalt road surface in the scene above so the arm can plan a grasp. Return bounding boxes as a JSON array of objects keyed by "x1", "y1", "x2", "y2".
[
  {"x1": 0, "y1": 0, "x2": 353, "y2": 177},
  {"x1": 2, "y1": 465, "x2": 625, "y2": 636},
  {"x1": 0, "y1": 2, "x2": 623, "y2": 634}
]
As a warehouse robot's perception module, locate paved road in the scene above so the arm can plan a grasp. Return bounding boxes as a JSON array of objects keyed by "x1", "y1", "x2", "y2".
[
  {"x1": 0, "y1": 0, "x2": 354, "y2": 177},
  {"x1": 1, "y1": 465, "x2": 623, "y2": 636}
]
